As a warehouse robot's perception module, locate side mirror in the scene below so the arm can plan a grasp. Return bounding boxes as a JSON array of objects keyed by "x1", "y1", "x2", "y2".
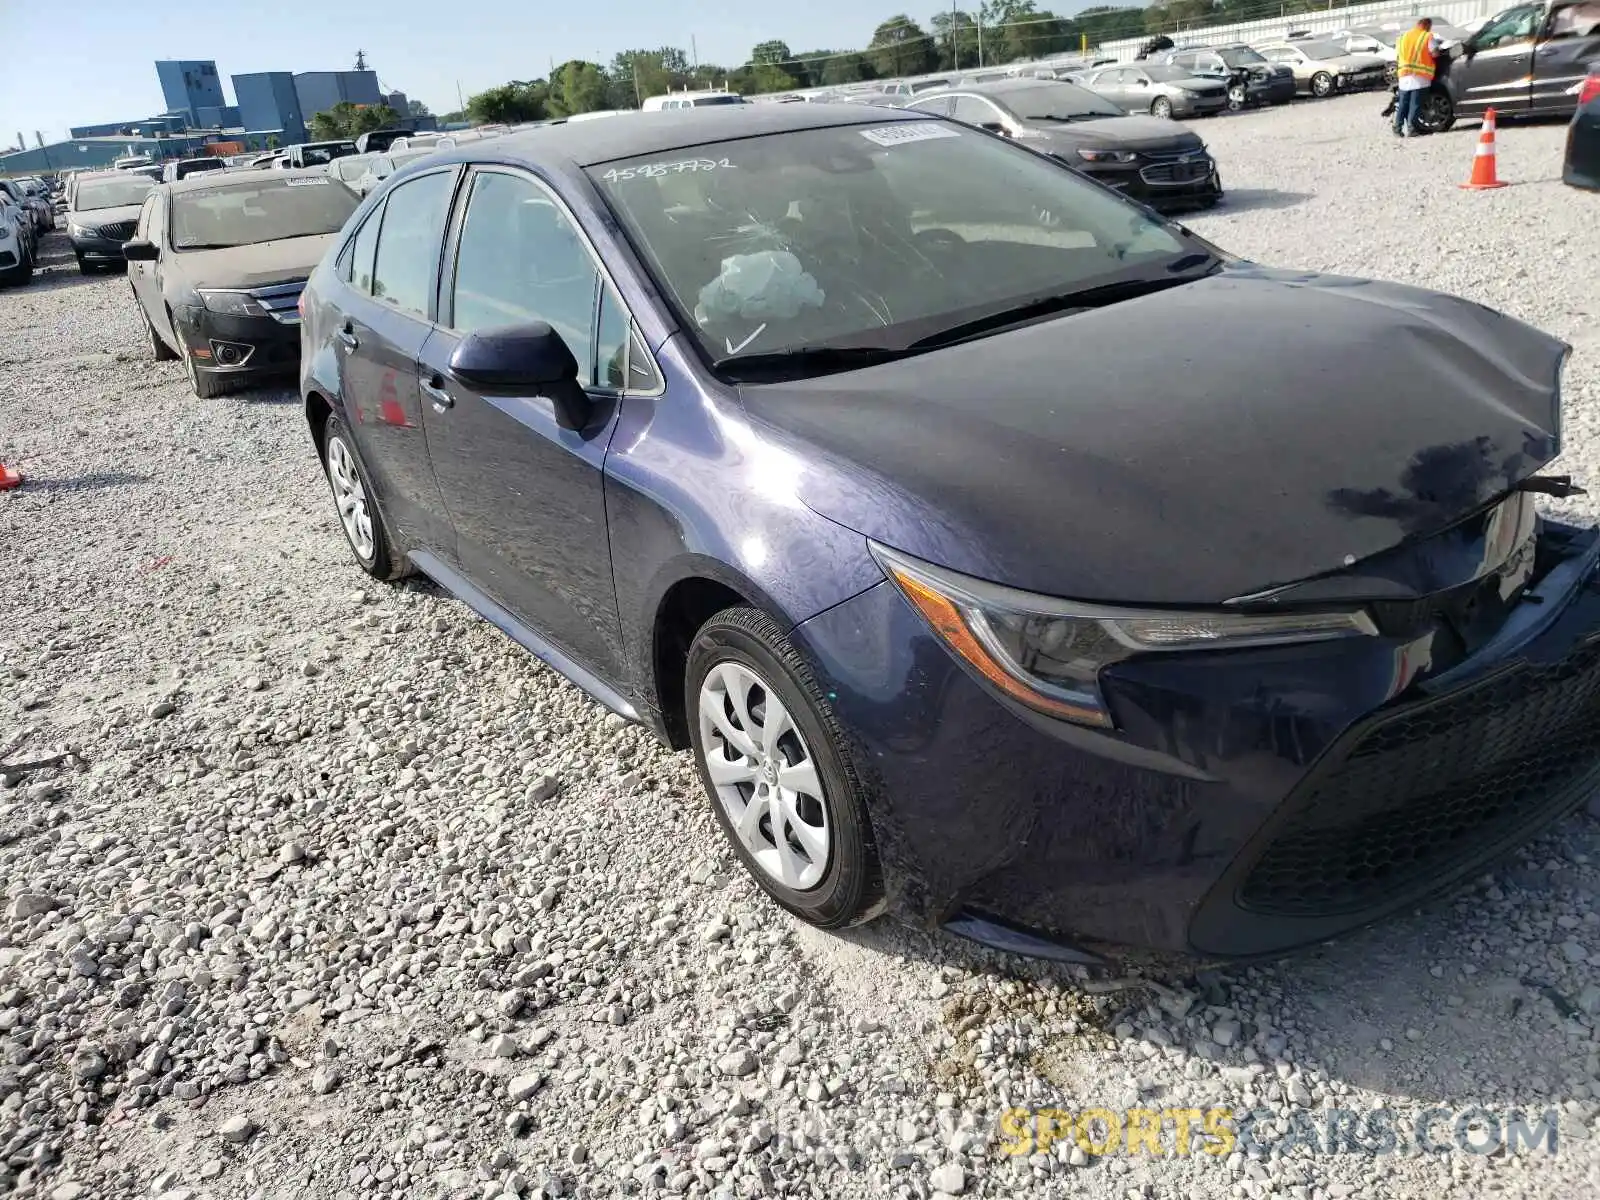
[
  {"x1": 122, "y1": 239, "x2": 157, "y2": 261},
  {"x1": 448, "y1": 322, "x2": 592, "y2": 430}
]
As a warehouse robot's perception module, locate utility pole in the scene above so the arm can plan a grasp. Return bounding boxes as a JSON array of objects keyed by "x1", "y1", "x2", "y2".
[
  {"x1": 977, "y1": 10, "x2": 985, "y2": 66},
  {"x1": 951, "y1": 0, "x2": 959, "y2": 68},
  {"x1": 691, "y1": 35, "x2": 699, "y2": 70}
]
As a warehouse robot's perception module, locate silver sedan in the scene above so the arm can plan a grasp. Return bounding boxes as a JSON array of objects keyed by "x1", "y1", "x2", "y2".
[{"x1": 1080, "y1": 64, "x2": 1231, "y2": 119}]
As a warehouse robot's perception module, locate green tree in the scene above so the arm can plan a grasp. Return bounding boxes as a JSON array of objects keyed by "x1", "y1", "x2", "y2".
[
  {"x1": 727, "y1": 62, "x2": 801, "y2": 95},
  {"x1": 547, "y1": 60, "x2": 611, "y2": 116},
  {"x1": 407, "y1": 98, "x2": 431, "y2": 118},
  {"x1": 819, "y1": 53, "x2": 876, "y2": 85},
  {"x1": 931, "y1": 10, "x2": 981, "y2": 70},
  {"x1": 465, "y1": 84, "x2": 546, "y2": 125},
  {"x1": 307, "y1": 102, "x2": 403, "y2": 141},
  {"x1": 868, "y1": 15, "x2": 937, "y2": 78},
  {"x1": 609, "y1": 48, "x2": 692, "y2": 106},
  {"x1": 751, "y1": 39, "x2": 795, "y2": 68}
]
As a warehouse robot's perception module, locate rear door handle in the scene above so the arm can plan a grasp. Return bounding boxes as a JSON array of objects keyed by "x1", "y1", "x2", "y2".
[
  {"x1": 421, "y1": 375, "x2": 454, "y2": 413},
  {"x1": 337, "y1": 327, "x2": 359, "y2": 350}
]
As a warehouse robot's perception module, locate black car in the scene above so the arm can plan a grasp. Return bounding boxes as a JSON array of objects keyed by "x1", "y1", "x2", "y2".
[
  {"x1": 297, "y1": 105, "x2": 1588, "y2": 964},
  {"x1": 906, "y1": 79, "x2": 1221, "y2": 209},
  {"x1": 64, "y1": 171, "x2": 157, "y2": 273},
  {"x1": 1440, "y1": 0, "x2": 1600, "y2": 125},
  {"x1": 1161, "y1": 45, "x2": 1298, "y2": 108},
  {"x1": 1566, "y1": 64, "x2": 1600, "y2": 188},
  {"x1": 123, "y1": 170, "x2": 360, "y2": 398}
]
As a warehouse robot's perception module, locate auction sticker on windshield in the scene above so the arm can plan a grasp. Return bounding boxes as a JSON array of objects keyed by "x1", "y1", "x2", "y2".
[
  {"x1": 603, "y1": 158, "x2": 734, "y2": 183},
  {"x1": 285, "y1": 178, "x2": 332, "y2": 187},
  {"x1": 858, "y1": 124, "x2": 963, "y2": 147}
]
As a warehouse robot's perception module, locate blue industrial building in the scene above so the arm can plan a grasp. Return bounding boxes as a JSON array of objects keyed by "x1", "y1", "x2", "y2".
[
  {"x1": 156, "y1": 60, "x2": 228, "y2": 125},
  {"x1": 293, "y1": 70, "x2": 384, "y2": 122},
  {"x1": 233, "y1": 72, "x2": 307, "y2": 145}
]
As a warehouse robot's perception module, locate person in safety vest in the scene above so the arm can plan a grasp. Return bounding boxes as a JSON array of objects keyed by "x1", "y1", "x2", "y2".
[{"x1": 1393, "y1": 18, "x2": 1440, "y2": 137}]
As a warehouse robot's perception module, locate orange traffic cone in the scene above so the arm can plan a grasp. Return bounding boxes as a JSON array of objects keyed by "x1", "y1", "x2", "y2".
[
  {"x1": 0, "y1": 464, "x2": 20, "y2": 491},
  {"x1": 1460, "y1": 108, "x2": 1509, "y2": 190}
]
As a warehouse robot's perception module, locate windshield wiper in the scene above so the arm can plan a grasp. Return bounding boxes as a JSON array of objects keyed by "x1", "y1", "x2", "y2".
[
  {"x1": 715, "y1": 344, "x2": 912, "y2": 380},
  {"x1": 1032, "y1": 113, "x2": 1106, "y2": 122},
  {"x1": 904, "y1": 257, "x2": 1219, "y2": 352}
]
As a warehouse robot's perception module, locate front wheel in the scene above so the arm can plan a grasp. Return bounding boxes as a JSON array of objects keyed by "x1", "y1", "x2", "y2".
[
  {"x1": 1418, "y1": 90, "x2": 1456, "y2": 133},
  {"x1": 686, "y1": 607, "x2": 882, "y2": 929},
  {"x1": 1150, "y1": 95, "x2": 1174, "y2": 120},
  {"x1": 1310, "y1": 72, "x2": 1335, "y2": 98},
  {"x1": 1227, "y1": 83, "x2": 1248, "y2": 111},
  {"x1": 184, "y1": 346, "x2": 231, "y2": 399},
  {"x1": 146, "y1": 310, "x2": 178, "y2": 362}
]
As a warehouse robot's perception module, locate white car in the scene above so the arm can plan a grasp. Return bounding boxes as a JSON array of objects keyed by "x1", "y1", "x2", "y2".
[{"x1": 0, "y1": 198, "x2": 34, "y2": 287}]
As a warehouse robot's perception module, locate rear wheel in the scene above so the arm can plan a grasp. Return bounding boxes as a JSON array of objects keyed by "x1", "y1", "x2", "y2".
[
  {"x1": 321, "y1": 411, "x2": 408, "y2": 580},
  {"x1": 686, "y1": 607, "x2": 882, "y2": 929},
  {"x1": 1150, "y1": 95, "x2": 1174, "y2": 120},
  {"x1": 1310, "y1": 72, "x2": 1335, "y2": 98}
]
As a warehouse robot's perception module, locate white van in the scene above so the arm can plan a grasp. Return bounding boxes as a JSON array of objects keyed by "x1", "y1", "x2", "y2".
[{"x1": 641, "y1": 90, "x2": 747, "y2": 111}]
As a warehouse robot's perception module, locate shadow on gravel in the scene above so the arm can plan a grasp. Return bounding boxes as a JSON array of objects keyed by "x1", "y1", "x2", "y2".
[
  {"x1": 22, "y1": 470, "x2": 151, "y2": 495},
  {"x1": 24, "y1": 233, "x2": 121, "y2": 294},
  {"x1": 1220, "y1": 188, "x2": 1313, "y2": 212}
]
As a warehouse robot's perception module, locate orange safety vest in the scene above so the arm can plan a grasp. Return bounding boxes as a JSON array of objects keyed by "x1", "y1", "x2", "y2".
[{"x1": 1396, "y1": 27, "x2": 1436, "y2": 81}]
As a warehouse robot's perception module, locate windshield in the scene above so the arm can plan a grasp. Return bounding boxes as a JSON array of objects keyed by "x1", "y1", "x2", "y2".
[
  {"x1": 1005, "y1": 82, "x2": 1124, "y2": 119},
  {"x1": 590, "y1": 122, "x2": 1195, "y2": 370},
  {"x1": 1141, "y1": 65, "x2": 1194, "y2": 82},
  {"x1": 298, "y1": 143, "x2": 356, "y2": 166},
  {"x1": 73, "y1": 175, "x2": 156, "y2": 211},
  {"x1": 1219, "y1": 47, "x2": 1268, "y2": 66},
  {"x1": 330, "y1": 157, "x2": 371, "y2": 182},
  {"x1": 1296, "y1": 41, "x2": 1349, "y2": 58},
  {"x1": 170, "y1": 177, "x2": 359, "y2": 250}
]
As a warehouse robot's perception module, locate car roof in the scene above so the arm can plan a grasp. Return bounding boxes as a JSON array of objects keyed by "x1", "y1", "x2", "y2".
[
  {"x1": 436, "y1": 103, "x2": 934, "y2": 168},
  {"x1": 914, "y1": 78, "x2": 1090, "y2": 99},
  {"x1": 164, "y1": 167, "x2": 333, "y2": 193}
]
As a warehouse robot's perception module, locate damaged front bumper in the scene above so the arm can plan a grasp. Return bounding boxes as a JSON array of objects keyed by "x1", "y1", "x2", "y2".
[{"x1": 794, "y1": 516, "x2": 1600, "y2": 963}]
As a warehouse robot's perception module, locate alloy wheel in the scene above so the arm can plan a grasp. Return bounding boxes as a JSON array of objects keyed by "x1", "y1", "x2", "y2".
[
  {"x1": 1151, "y1": 96, "x2": 1173, "y2": 120},
  {"x1": 697, "y1": 660, "x2": 831, "y2": 891},
  {"x1": 326, "y1": 436, "x2": 376, "y2": 561}
]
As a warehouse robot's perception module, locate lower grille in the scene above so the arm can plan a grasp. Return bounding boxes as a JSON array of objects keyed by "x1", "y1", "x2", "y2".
[
  {"x1": 96, "y1": 220, "x2": 137, "y2": 241},
  {"x1": 0, "y1": 250, "x2": 14, "y2": 268},
  {"x1": 1239, "y1": 637, "x2": 1600, "y2": 916},
  {"x1": 248, "y1": 280, "x2": 306, "y2": 325},
  {"x1": 1140, "y1": 156, "x2": 1211, "y2": 185}
]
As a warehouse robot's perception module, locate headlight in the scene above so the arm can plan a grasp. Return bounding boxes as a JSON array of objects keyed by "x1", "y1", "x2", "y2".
[
  {"x1": 66, "y1": 222, "x2": 92, "y2": 238},
  {"x1": 1077, "y1": 148, "x2": 1138, "y2": 164},
  {"x1": 196, "y1": 289, "x2": 264, "y2": 317},
  {"x1": 872, "y1": 543, "x2": 1379, "y2": 729}
]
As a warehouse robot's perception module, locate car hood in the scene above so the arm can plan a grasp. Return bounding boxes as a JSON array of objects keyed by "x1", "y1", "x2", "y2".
[
  {"x1": 69, "y1": 203, "x2": 145, "y2": 227},
  {"x1": 168, "y1": 233, "x2": 338, "y2": 290},
  {"x1": 736, "y1": 267, "x2": 1569, "y2": 605},
  {"x1": 1171, "y1": 78, "x2": 1228, "y2": 92},
  {"x1": 1026, "y1": 114, "x2": 1205, "y2": 150}
]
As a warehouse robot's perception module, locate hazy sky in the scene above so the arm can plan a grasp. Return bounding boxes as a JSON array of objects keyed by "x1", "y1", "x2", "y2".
[{"x1": 2, "y1": 0, "x2": 969, "y2": 142}]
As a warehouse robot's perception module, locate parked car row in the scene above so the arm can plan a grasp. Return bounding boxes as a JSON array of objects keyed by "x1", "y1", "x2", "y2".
[{"x1": 0, "y1": 175, "x2": 58, "y2": 286}]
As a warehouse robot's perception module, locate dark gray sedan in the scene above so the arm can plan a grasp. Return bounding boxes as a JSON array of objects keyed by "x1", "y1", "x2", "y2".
[
  {"x1": 905, "y1": 79, "x2": 1220, "y2": 209},
  {"x1": 1080, "y1": 63, "x2": 1230, "y2": 119}
]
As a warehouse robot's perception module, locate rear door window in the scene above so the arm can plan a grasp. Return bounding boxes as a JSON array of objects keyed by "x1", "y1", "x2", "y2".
[
  {"x1": 369, "y1": 170, "x2": 456, "y2": 318},
  {"x1": 342, "y1": 205, "x2": 382, "y2": 293}
]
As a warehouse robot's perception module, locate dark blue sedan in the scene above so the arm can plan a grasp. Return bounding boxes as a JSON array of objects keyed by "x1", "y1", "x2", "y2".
[{"x1": 300, "y1": 103, "x2": 1594, "y2": 963}]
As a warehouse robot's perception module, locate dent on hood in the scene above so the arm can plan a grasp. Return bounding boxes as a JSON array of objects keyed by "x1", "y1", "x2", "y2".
[{"x1": 744, "y1": 268, "x2": 1571, "y2": 606}]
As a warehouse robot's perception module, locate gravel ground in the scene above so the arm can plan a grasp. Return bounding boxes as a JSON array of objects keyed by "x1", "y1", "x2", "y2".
[{"x1": 2, "y1": 94, "x2": 1600, "y2": 1200}]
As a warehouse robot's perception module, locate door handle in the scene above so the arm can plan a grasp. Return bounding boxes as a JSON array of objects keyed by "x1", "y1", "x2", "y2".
[
  {"x1": 421, "y1": 375, "x2": 454, "y2": 413},
  {"x1": 337, "y1": 326, "x2": 359, "y2": 350}
]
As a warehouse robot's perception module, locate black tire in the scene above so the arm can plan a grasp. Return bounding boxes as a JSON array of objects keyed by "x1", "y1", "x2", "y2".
[
  {"x1": 184, "y1": 345, "x2": 231, "y2": 399},
  {"x1": 319, "y1": 411, "x2": 409, "y2": 581},
  {"x1": 75, "y1": 252, "x2": 92, "y2": 275},
  {"x1": 1150, "y1": 96, "x2": 1173, "y2": 120},
  {"x1": 1310, "y1": 72, "x2": 1335, "y2": 98},
  {"x1": 1419, "y1": 91, "x2": 1456, "y2": 134},
  {"x1": 146, "y1": 311, "x2": 178, "y2": 362},
  {"x1": 686, "y1": 606, "x2": 883, "y2": 929}
]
